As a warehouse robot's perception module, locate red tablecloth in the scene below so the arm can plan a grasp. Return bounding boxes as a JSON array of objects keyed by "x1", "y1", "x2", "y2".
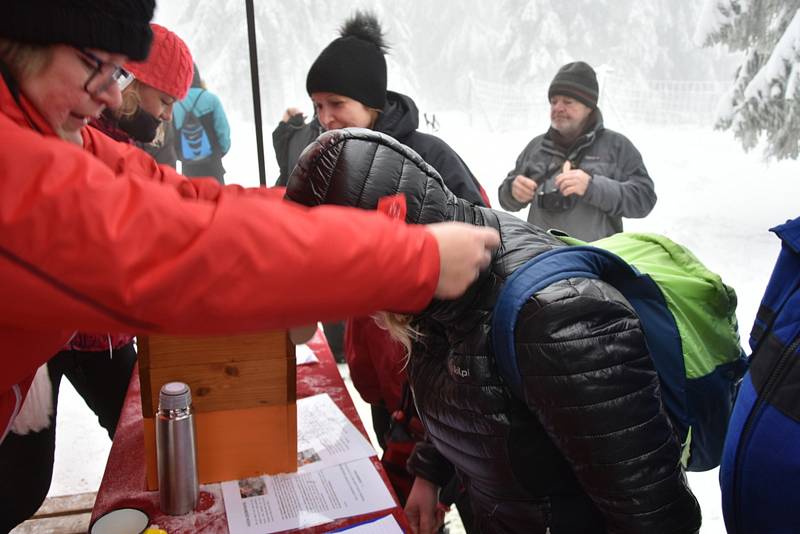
[{"x1": 91, "y1": 330, "x2": 409, "y2": 533}]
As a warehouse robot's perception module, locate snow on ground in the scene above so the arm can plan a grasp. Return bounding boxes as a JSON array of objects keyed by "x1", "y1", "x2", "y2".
[{"x1": 49, "y1": 116, "x2": 800, "y2": 534}]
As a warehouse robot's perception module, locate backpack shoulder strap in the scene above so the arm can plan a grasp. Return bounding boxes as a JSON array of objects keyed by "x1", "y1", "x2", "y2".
[
  {"x1": 188, "y1": 89, "x2": 206, "y2": 114},
  {"x1": 178, "y1": 89, "x2": 207, "y2": 119},
  {"x1": 492, "y1": 246, "x2": 638, "y2": 398}
]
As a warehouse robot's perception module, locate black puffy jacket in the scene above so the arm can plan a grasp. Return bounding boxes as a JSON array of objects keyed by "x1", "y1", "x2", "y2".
[
  {"x1": 374, "y1": 91, "x2": 486, "y2": 207},
  {"x1": 286, "y1": 129, "x2": 701, "y2": 534}
]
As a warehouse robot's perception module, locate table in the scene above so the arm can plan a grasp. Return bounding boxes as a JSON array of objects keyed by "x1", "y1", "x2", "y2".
[{"x1": 91, "y1": 330, "x2": 408, "y2": 533}]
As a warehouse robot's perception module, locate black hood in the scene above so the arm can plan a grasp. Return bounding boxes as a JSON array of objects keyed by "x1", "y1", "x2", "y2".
[
  {"x1": 374, "y1": 91, "x2": 419, "y2": 141},
  {"x1": 285, "y1": 127, "x2": 460, "y2": 225},
  {"x1": 284, "y1": 128, "x2": 534, "y2": 325}
]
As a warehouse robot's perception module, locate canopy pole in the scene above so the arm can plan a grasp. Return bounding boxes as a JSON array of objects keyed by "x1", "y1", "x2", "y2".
[{"x1": 245, "y1": 0, "x2": 267, "y2": 186}]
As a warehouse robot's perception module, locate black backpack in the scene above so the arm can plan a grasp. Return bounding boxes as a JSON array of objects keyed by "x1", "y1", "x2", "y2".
[{"x1": 176, "y1": 90, "x2": 213, "y2": 162}]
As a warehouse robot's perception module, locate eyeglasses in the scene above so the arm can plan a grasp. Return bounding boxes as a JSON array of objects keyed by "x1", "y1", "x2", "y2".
[{"x1": 75, "y1": 48, "x2": 135, "y2": 96}]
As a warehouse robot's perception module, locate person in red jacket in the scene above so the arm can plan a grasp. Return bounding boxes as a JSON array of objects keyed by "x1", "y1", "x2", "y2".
[
  {"x1": 0, "y1": 23, "x2": 196, "y2": 530},
  {"x1": 0, "y1": 2, "x2": 499, "y2": 530}
]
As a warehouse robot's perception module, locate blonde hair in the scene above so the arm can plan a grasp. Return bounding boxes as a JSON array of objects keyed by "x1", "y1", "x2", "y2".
[
  {"x1": 117, "y1": 79, "x2": 144, "y2": 119},
  {"x1": 372, "y1": 312, "x2": 419, "y2": 360},
  {"x1": 149, "y1": 121, "x2": 167, "y2": 147},
  {"x1": 0, "y1": 38, "x2": 52, "y2": 80}
]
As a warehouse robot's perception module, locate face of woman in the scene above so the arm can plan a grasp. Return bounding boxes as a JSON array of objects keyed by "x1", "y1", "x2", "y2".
[
  {"x1": 135, "y1": 84, "x2": 176, "y2": 121},
  {"x1": 311, "y1": 92, "x2": 376, "y2": 130},
  {"x1": 19, "y1": 45, "x2": 127, "y2": 144}
]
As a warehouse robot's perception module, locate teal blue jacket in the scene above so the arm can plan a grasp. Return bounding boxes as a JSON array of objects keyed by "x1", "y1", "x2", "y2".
[{"x1": 173, "y1": 88, "x2": 231, "y2": 155}]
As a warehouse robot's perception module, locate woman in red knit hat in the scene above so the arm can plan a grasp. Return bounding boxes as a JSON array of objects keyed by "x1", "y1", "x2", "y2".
[
  {"x1": 92, "y1": 23, "x2": 193, "y2": 164},
  {"x1": 0, "y1": 23, "x2": 195, "y2": 532}
]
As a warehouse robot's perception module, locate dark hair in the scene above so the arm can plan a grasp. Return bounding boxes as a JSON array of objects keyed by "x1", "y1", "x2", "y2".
[{"x1": 190, "y1": 62, "x2": 204, "y2": 89}]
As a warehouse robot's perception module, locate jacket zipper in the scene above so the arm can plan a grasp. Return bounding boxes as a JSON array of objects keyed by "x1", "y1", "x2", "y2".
[{"x1": 731, "y1": 335, "x2": 800, "y2": 533}]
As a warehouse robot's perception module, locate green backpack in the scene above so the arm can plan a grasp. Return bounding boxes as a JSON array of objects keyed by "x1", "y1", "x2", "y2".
[{"x1": 492, "y1": 232, "x2": 747, "y2": 470}]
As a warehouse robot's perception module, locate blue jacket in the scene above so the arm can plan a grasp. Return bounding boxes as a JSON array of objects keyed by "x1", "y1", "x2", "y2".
[
  {"x1": 173, "y1": 88, "x2": 231, "y2": 155},
  {"x1": 721, "y1": 216, "x2": 800, "y2": 534}
]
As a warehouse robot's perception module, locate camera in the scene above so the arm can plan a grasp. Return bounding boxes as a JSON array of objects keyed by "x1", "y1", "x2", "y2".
[
  {"x1": 533, "y1": 171, "x2": 577, "y2": 212},
  {"x1": 536, "y1": 187, "x2": 577, "y2": 212}
]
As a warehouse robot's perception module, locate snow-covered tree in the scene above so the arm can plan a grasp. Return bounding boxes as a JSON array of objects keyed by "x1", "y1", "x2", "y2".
[
  {"x1": 159, "y1": 1, "x2": 739, "y2": 126},
  {"x1": 696, "y1": 1, "x2": 800, "y2": 160},
  {"x1": 498, "y1": 0, "x2": 722, "y2": 85}
]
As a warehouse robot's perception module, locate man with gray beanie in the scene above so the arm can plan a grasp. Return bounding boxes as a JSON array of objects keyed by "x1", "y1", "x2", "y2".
[
  {"x1": 498, "y1": 61, "x2": 656, "y2": 241},
  {"x1": 0, "y1": 1, "x2": 499, "y2": 530}
]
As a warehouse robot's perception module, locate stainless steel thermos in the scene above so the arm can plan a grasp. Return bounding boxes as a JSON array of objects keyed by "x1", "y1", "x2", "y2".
[{"x1": 156, "y1": 381, "x2": 199, "y2": 515}]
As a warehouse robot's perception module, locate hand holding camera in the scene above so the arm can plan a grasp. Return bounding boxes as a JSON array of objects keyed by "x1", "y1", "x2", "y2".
[
  {"x1": 511, "y1": 174, "x2": 538, "y2": 203},
  {"x1": 554, "y1": 160, "x2": 592, "y2": 197},
  {"x1": 532, "y1": 160, "x2": 573, "y2": 212},
  {"x1": 515, "y1": 160, "x2": 590, "y2": 211}
]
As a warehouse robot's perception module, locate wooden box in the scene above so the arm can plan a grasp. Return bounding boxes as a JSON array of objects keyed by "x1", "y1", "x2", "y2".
[{"x1": 138, "y1": 331, "x2": 297, "y2": 490}]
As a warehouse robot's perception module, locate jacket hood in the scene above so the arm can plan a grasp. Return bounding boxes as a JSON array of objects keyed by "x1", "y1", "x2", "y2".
[
  {"x1": 285, "y1": 127, "x2": 460, "y2": 225},
  {"x1": 284, "y1": 127, "x2": 531, "y2": 325},
  {"x1": 374, "y1": 91, "x2": 419, "y2": 140}
]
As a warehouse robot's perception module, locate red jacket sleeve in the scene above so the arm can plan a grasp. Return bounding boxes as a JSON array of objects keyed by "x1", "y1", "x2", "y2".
[
  {"x1": 345, "y1": 317, "x2": 407, "y2": 410},
  {"x1": 83, "y1": 127, "x2": 285, "y2": 203},
  {"x1": 0, "y1": 117, "x2": 440, "y2": 337}
]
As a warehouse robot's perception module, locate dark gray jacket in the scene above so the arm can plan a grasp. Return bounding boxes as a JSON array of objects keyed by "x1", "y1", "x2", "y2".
[
  {"x1": 498, "y1": 111, "x2": 656, "y2": 241},
  {"x1": 374, "y1": 91, "x2": 486, "y2": 207},
  {"x1": 286, "y1": 129, "x2": 700, "y2": 534},
  {"x1": 272, "y1": 115, "x2": 322, "y2": 187}
]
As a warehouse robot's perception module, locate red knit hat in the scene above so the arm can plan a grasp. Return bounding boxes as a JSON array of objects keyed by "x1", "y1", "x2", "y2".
[{"x1": 124, "y1": 24, "x2": 193, "y2": 100}]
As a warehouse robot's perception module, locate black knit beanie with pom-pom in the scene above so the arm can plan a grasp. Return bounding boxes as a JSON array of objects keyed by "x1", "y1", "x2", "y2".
[{"x1": 306, "y1": 11, "x2": 388, "y2": 110}]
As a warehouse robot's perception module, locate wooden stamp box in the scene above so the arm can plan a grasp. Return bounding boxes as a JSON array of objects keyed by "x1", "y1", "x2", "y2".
[{"x1": 137, "y1": 331, "x2": 297, "y2": 489}]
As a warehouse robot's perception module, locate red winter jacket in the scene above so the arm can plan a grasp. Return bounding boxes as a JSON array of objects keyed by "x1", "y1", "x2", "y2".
[
  {"x1": 63, "y1": 113, "x2": 141, "y2": 353},
  {"x1": 344, "y1": 317, "x2": 406, "y2": 411},
  {"x1": 0, "y1": 76, "x2": 440, "y2": 441}
]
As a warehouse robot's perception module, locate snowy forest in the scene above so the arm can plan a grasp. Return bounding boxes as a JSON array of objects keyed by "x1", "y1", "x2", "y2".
[
  {"x1": 156, "y1": 4, "x2": 734, "y2": 120},
  {"x1": 697, "y1": 0, "x2": 800, "y2": 160},
  {"x1": 154, "y1": 0, "x2": 800, "y2": 161}
]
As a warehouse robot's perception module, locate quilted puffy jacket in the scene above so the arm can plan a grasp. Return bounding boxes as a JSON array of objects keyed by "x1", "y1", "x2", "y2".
[{"x1": 286, "y1": 128, "x2": 701, "y2": 534}]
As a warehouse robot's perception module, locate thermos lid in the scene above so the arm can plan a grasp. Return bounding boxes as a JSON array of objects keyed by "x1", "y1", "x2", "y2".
[{"x1": 159, "y1": 382, "x2": 192, "y2": 411}]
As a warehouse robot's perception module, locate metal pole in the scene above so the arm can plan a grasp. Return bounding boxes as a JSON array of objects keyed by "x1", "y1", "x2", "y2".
[{"x1": 245, "y1": 0, "x2": 267, "y2": 186}]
